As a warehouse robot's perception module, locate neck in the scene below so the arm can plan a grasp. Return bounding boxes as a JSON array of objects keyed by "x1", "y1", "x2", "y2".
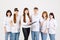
[
  {"x1": 8, "y1": 16, "x2": 10, "y2": 17},
  {"x1": 34, "y1": 13, "x2": 37, "y2": 16},
  {"x1": 15, "y1": 13, "x2": 18, "y2": 16}
]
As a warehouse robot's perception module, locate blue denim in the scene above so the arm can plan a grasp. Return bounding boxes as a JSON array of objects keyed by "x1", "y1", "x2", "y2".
[
  {"x1": 12, "y1": 32, "x2": 20, "y2": 40},
  {"x1": 31, "y1": 31, "x2": 39, "y2": 40},
  {"x1": 5, "y1": 32, "x2": 12, "y2": 40},
  {"x1": 41, "y1": 32, "x2": 47, "y2": 40},
  {"x1": 49, "y1": 34, "x2": 55, "y2": 40}
]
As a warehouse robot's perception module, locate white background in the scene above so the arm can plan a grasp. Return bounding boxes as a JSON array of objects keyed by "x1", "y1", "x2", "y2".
[{"x1": 0, "y1": 0, "x2": 60, "y2": 40}]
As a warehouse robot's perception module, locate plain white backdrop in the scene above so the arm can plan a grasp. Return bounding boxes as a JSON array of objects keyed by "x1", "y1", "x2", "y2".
[{"x1": 0, "y1": 0, "x2": 60, "y2": 40}]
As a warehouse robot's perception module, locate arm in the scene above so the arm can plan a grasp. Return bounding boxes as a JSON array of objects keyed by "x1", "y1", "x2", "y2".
[{"x1": 4, "y1": 26, "x2": 6, "y2": 33}]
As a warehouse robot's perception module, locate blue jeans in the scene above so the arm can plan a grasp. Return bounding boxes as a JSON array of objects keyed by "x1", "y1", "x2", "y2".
[
  {"x1": 12, "y1": 32, "x2": 20, "y2": 40},
  {"x1": 41, "y1": 32, "x2": 47, "y2": 40},
  {"x1": 5, "y1": 32, "x2": 12, "y2": 40},
  {"x1": 31, "y1": 31, "x2": 39, "y2": 40},
  {"x1": 49, "y1": 34, "x2": 55, "y2": 40}
]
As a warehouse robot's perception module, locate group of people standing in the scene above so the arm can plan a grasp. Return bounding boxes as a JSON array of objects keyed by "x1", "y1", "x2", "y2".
[{"x1": 4, "y1": 7, "x2": 57, "y2": 40}]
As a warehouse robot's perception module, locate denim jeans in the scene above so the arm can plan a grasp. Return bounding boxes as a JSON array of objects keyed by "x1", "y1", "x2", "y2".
[
  {"x1": 5, "y1": 32, "x2": 12, "y2": 40},
  {"x1": 31, "y1": 31, "x2": 39, "y2": 40},
  {"x1": 12, "y1": 32, "x2": 20, "y2": 40},
  {"x1": 49, "y1": 34, "x2": 55, "y2": 40},
  {"x1": 41, "y1": 32, "x2": 47, "y2": 40}
]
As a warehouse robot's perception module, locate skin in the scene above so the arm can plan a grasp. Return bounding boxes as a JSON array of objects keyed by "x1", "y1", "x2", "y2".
[
  {"x1": 34, "y1": 9, "x2": 38, "y2": 15},
  {"x1": 49, "y1": 15, "x2": 53, "y2": 19},
  {"x1": 14, "y1": 11, "x2": 18, "y2": 16}
]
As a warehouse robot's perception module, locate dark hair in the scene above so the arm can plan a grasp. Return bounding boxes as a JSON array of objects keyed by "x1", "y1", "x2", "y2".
[
  {"x1": 14, "y1": 8, "x2": 19, "y2": 11},
  {"x1": 34, "y1": 7, "x2": 38, "y2": 10},
  {"x1": 6, "y1": 10, "x2": 12, "y2": 17},
  {"x1": 23, "y1": 8, "x2": 31, "y2": 23},
  {"x1": 49, "y1": 12, "x2": 55, "y2": 19},
  {"x1": 42, "y1": 11, "x2": 48, "y2": 20},
  {"x1": 13, "y1": 14, "x2": 16, "y2": 23}
]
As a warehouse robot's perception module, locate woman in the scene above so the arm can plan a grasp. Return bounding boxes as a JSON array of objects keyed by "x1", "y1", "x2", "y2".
[
  {"x1": 4, "y1": 10, "x2": 12, "y2": 40},
  {"x1": 41, "y1": 11, "x2": 49, "y2": 40},
  {"x1": 11, "y1": 8, "x2": 21, "y2": 40},
  {"x1": 21, "y1": 8, "x2": 31, "y2": 40},
  {"x1": 49, "y1": 13, "x2": 57, "y2": 40}
]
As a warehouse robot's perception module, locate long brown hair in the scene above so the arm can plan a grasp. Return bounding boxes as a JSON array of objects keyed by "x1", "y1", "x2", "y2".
[
  {"x1": 42, "y1": 11, "x2": 48, "y2": 20},
  {"x1": 14, "y1": 14, "x2": 16, "y2": 23},
  {"x1": 23, "y1": 8, "x2": 31, "y2": 23}
]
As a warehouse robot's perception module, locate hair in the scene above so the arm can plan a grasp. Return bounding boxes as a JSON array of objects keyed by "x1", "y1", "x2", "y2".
[
  {"x1": 13, "y1": 14, "x2": 16, "y2": 23},
  {"x1": 49, "y1": 12, "x2": 55, "y2": 19},
  {"x1": 34, "y1": 7, "x2": 38, "y2": 10},
  {"x1": 14, "y1": 8, "x2": 19, "y2": 11},
  {"x1": 42, "y1": 11, "x2": 48, "y2": 20},
  {"x1": 23, "y1": 8, "x2": 31, "y2": 23},
  {"x1": 6, "y1": 10, "x2": 12, "y2": 17}
]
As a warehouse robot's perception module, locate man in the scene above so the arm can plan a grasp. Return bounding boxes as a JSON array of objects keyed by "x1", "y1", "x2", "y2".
[{"x1": 31, "y1": 7, "x2": 41, "y2": 40}]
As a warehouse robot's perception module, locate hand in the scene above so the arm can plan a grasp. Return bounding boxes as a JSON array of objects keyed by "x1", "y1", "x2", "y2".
[
  {"x1": 44, "y1": 28, "x2": 48, "y2": 34},
  {"x1": 5, "y1": 30, "x2": 7, "y2": 33},
  {"x1": 4, "y1": 27, "x2": 7, "y2": 33},
  {"x1": 10, "y1": 21, "x2": 13, "y2": 26},
  {"x1": 28, "y1": 20, "x2": 31, "y2": 25}
]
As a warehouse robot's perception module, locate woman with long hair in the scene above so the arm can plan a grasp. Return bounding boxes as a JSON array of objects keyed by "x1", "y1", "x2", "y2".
[
  {"x1": 11, "y1": 8, "x2": 21, "y2": 40},
  {"x1": 21, "y1": 8, "x2": 31, "y2": 40}
]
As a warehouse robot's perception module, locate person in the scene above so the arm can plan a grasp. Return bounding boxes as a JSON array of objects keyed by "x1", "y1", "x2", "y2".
[
  {"x1": 11, "y1": 8, "x2": 21, "y2": 40},
  {"x1": 4, "y1": 10, "x2": 12, "y2": 40},
  {"x1": 41, "y1": 11, "x2": 49, "y2": 40},
  {"x1": 48, "y1": 13, "x2": 57, "y2": 40},
  {"x1": 21, "y1": 8, "x2": 31, "y2": 40},
  {"x1": 31, "y1": 7, "x2": 41, "y2": 40}
]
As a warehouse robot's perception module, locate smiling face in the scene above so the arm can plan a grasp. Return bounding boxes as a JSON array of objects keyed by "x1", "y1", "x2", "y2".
[
  {"x1": 34, "y1": 9, "x2": 38, "y2": 14},
  {"x1": 14, "y1": 11, "x2": 18, "y2": 15},
  {"x1": 49, "y1": 15, "x2": 53, "y2": 19},
  {"x1": 7, "y1": 12, "x2": 11, "y2": 17},
  {"x1": 43, "y1": 13, "x2": 47, "y2": 18},
  {"x1": 25, "y1": 10, "x2": 29, "y2": 14}
]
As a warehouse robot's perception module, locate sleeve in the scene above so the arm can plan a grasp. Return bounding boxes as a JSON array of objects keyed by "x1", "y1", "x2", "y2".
[
  {"x1": 3, "y1": 17, "x2": 6, "y2": 27},
  {"x1": 54, "y1": 20, "x2": 57, "y2": 29},
  {"x1": 46, "y1": 20, "x2": 49, "y2": 28},
  {"x1": 39, "y1": 17, "x2": 43, "y2": 23}
]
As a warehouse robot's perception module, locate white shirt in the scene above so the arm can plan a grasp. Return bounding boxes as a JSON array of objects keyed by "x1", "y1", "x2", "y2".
[
  {"x1": 41, "y1": 18, "x2": 49, "y2": 33},
  {"x1": 11, "y1": 15, "x2": 21, "y2": 33},
  {"x1": 48, "y1": 18, "x2": 57, "y2": 34},
  {"x1": 4, "y1": 17, "x2": 12, "y2": 32},
  {"x1": 31, "y1": 14, "x2": 41, "y2": 32},
  {"x1": 21, "y1": 14, "x2": 31, "y2": 28}
]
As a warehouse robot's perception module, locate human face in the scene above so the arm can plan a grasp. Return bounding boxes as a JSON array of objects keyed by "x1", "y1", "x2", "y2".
[
  {"x1": 14, "y1": 11, "x2": 18, "y2": 15},
  {"x1": 7, "y1": 12, "x2": 11, "y2": 17},
  {"x1": 25, "y1": 10, "x2": 29, "y2": 14},
  {"x1": 43, "y1": 13, "x2": 46, "y2": 18},
  {"x1": 49, "y1": 15, "x2": 53, "y2": 19},
  {"x1": 34, "y1": 9, "x2": 38, "y2": 14}
]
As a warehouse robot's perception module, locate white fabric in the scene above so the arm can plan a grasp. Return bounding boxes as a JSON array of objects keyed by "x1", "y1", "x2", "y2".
[
  {"x1": 41, "y1": 18, "x2": 49, "y2": 33},
  {"x1": 4, "y1": 17, "x2": 12, "y2": 32},
  {"x1": 48, "y1": 18, "x2": 57, "y2": 34},
  {"x1": 31, "y1": 14, "x2": 41, "y2": 32},
  {"x1": 11, "y1": 15, "x2": 21, "y2": 33},
  {"x1": 21, "y1": 14, "x2": 31, "y2": 28}
]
